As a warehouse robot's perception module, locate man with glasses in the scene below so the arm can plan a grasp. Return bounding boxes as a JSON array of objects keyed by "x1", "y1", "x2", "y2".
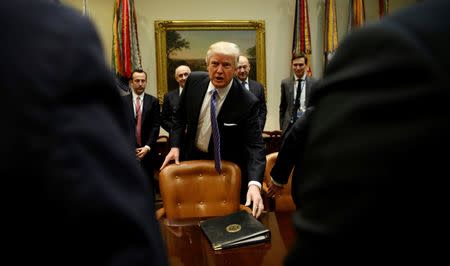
[{"x1": 235, "y1": 55, "x2": 267, "y2": 131}]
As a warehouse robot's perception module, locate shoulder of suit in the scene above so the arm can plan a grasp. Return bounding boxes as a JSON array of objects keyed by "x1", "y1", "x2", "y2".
[
  {"x1": 233, "y1": 80, "x2": 258, "y2": 103},
  {"x1": 167, "y1": 89, "x2": 178, "y2": 96},
  {"x1": 122, "y1": 93, "x2": 132, "y2": 99},
  {"x1": 249, "y1": 79, "x2": 264, "y2": 87},
  {"x1": 144, "y1": 93, "x2": 158, "y2": 101},
  {"x1": 281, "y1": 77, "x2": 293, "y2": 84},
  {"x1": 190, "y1": 71, "x2": 209, "y2": 79},
  {"x1": 306, "y1": 76, "x2": 317, "y2": 83}
]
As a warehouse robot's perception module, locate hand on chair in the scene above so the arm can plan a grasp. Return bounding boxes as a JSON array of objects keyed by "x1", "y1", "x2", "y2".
[
  {"x1": 160, "y1": 147, "x2": 180, "y2": 170},
  {"x1": 245, "y1": 185, "x2": 264, "y2": 218},
  {"x1": 267, "y1": 179, "x2": 284, "y2": 198}
]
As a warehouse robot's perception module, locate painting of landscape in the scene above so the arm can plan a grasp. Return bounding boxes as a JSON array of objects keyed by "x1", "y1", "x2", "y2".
[{"x1": 154, "y1": 20, "x2": 266, "y2": 103}]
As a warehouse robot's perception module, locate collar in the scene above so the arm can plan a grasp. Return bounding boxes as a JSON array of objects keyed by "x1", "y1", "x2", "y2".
[
  {"x1": 132, "y1": 91, "x2": 144, "y2": 101},
  {"x1": 207, "y1": 78, "x2": 233, "y2": 100},
  {"x1": 294, "y1": 73, "x2": 306, "y2": 81}
]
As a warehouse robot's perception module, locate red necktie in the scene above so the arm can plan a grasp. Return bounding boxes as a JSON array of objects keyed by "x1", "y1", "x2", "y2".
[{"x1": 135, "y1": 96, "x2": 142, "y2": 146}]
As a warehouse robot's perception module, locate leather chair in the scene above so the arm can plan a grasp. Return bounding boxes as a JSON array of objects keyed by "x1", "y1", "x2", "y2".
[
  {"x1": 156, "y1": 160, "x2": 250, "y2": 223},
  {"x1": 262, "y1": 130, "x2": 283, "y2": 154},
  {"x1": 153, "y1": 135, "x2": 170, "y2": 177},
  {"x1": 262, "y1": 152, "x2": 296, "y2": 212}
]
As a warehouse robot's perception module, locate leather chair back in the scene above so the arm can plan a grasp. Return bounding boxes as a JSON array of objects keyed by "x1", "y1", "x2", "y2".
[{"x1": 158, "y1": 160, "x2": 242, "y2": 220}]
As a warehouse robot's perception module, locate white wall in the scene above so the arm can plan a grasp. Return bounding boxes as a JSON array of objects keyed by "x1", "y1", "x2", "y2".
[{"x1": 62, "y1": 0, "x2": 416, "y2": 131}]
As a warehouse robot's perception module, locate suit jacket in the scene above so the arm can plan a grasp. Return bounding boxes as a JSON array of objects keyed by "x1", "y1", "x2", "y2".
[
  {"x1": 283, "y1": 0, "x2": 450, "y2": 264},
  {"x1": 1, "y1": 1, "x2": 167, "y2": 265},
  {"x1": 247, "y1": 79, "x2": 267, "y2": 131},
  {"x1": 122, "y1": 93, "x2": 160, "y2": 150},
  {"x1": 161, "y1": 88, "x2": 181, "y2": 132},
  {"x1": 270, "y1": 106, "x2": 314, "y2": 208},
  {"x1": 171, "y1": 72, "x2": 266, "y2": 200},
  {"x1": 279, "y1": 75, "x2": 316, "y2": 133},
  {"x1": 122, "y1": 93, "x2": 160, "y2": 179}
]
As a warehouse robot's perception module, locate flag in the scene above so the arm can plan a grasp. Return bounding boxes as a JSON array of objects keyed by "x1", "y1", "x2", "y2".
[
  {"x1": 82, "y1": 0, "x2": 88, "y2": 16},
  {"x1": 348, "y1": 0, "x2": 365, "y2": 32},
  {"x1": 112, "y1": 0, "x2": 142, "y2": 80},
  {"x1": 379, "y1": 0, "x2": 389, "y2": 17},
  {"x1": 292, "y1": 0, "x2": 312, "y2": 76},
  {"x1": 324, "y1": 0, "x2": 338, "y2": 66}
]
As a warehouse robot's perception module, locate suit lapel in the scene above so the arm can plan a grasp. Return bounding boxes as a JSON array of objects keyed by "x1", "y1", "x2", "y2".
[
  {"x1": 193, "y1": 79, "x2": 209, "y2": 112},
  {"x1": 218, "y1": 78, "x2": 240, "y2": 122},
  {"x1": 173, "y1": 91, "x2": 180, "y2": 105},
  {"x1": 248, "y1": 80, "x2": 257, "y2": 95},
  {"x1": 128, "y1": 94, "x2": 135, "y2": 118},
  {"x1": 141, "y1": 93, "x2": 150, "y2": 122},
  {"x1": 287, "y1": 77, "x2": 295, "y2": 103},
  {"x1": 189, "y1": 76, "x2": 209, "y2": 128},
  {"x1": 305, "y1": 77, "x2": 312, "y2": 105}
]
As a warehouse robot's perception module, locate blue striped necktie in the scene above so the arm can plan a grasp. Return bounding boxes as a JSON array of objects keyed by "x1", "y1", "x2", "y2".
[{"x1": 210, "y1": 89, "x2": 222, "y2": 173}]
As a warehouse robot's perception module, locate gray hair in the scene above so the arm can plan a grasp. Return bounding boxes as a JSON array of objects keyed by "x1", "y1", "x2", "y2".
[{"x1": 205, "y1": 41, "x2": 240, "y2": 66}]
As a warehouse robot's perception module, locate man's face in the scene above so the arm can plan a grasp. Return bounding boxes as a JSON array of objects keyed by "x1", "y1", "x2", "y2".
[
  {"x1": 235, "y1": 56, "x2": 250, "y2": 81},
  {"x1": 292, "y1": 57, "x2": 306, "y2": 78},
  {"x1": 130, "y1": 72, "x2": 147, "y2": 95},
  {"x1": 207, "y1": 54, "x2": 236, "y2": 89},
  {"x1": 175, "y1": 66, "x2": 191, "y2": 88}
]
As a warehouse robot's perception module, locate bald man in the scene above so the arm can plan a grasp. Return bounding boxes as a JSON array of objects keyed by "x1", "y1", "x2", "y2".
[
  {"x1": 161, "y1": 65, "x2": 191, "y2": 132},
  {"x1": 235, "y1": 56, "x2": 267, "y2": 131}
]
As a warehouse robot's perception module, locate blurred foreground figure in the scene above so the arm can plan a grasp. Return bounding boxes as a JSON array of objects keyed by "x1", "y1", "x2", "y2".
[
  {"x1": 0, "y1": 1, "x2": 167, "y2": 265},
  {"x1": 277, "y1": 0, "x2": 450, "y2": 264}
]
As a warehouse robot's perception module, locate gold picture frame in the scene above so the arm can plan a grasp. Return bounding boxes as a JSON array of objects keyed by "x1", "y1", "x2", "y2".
[{"x1": 154, "y1": 20, "x2": 266, "y2": 103}]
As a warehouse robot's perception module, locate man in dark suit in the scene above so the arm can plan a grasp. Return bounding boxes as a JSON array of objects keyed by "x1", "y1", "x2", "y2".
[
  {"x1": 122, "y1": 70, "x2": 160, "y2": 192},
  {"x1": 279, "y1": 53, "x2": 316, "y2": 134},
  {"x1": 161, "y1": 41, "x2": 266, "y2": 218},
  {"x1": 267, "y1": 107, "x2": 314, "y2": 209},
  {"x1": 269, "y1": 0, "x2": 450, "y2": 263},
  {"x1": 161, "y1": 65, "x2": 191, "y2": 133},
  {"x1": 235, "y1": 55, "x2": 267, "y2": 131},
  {"x1": 1, "y1": 1, "x2": 167, "y2": 265}
]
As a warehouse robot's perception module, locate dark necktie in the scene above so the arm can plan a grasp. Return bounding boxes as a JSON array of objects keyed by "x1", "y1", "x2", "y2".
[
  {"x1": 135, "y1": 96, "x2": 142, "y2": 146},
  {"x1": 210, "y1": 90, "x2": 222, "y2": 173},
  {"x1": 292, "y1": 79, "x2": 302, "y2": 123},
  {"x1": 241, "y1": 80, "x2": 247, "y2": 90}
]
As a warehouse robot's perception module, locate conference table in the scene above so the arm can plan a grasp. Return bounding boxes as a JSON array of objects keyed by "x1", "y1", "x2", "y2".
[{"x1": 159, "y1": 211, "x2": 295, "y2": 266}]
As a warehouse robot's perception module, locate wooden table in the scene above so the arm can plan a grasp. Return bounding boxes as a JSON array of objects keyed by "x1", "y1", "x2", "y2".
[{"x1": 159, "y1": 212, "x2": 295, "y2": 266}]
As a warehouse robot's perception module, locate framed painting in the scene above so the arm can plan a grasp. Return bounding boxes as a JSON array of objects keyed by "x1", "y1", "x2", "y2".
[{"x1": 154, "y1": 20, "x2": 266, "y2": 103}]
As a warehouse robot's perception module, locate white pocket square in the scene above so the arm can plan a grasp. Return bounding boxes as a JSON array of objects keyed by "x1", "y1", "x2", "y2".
[{"x1": 223, "y1": 123, "x2": 237, "y2": 126}]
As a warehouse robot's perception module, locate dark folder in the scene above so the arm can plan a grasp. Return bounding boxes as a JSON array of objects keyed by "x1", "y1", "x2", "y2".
[{"x1": 199, "y1": 210, "x2": 271, "y2": 250}]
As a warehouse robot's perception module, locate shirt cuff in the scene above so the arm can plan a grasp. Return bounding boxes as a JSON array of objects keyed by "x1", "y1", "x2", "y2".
[
  {"x1": 248, "y1": 180, "x2": 262, "y2": 189},
  {"x1": 144, "y1": 145, "x2": 151, "y2": 151},
  {"x1": 271, "y1": 177, "x2": 284, "y2": 186}
]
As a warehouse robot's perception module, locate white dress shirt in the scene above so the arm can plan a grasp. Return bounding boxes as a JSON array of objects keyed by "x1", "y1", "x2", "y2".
[{"x1": 195, "y1": 80, "x2": 232, "y2": 152}]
